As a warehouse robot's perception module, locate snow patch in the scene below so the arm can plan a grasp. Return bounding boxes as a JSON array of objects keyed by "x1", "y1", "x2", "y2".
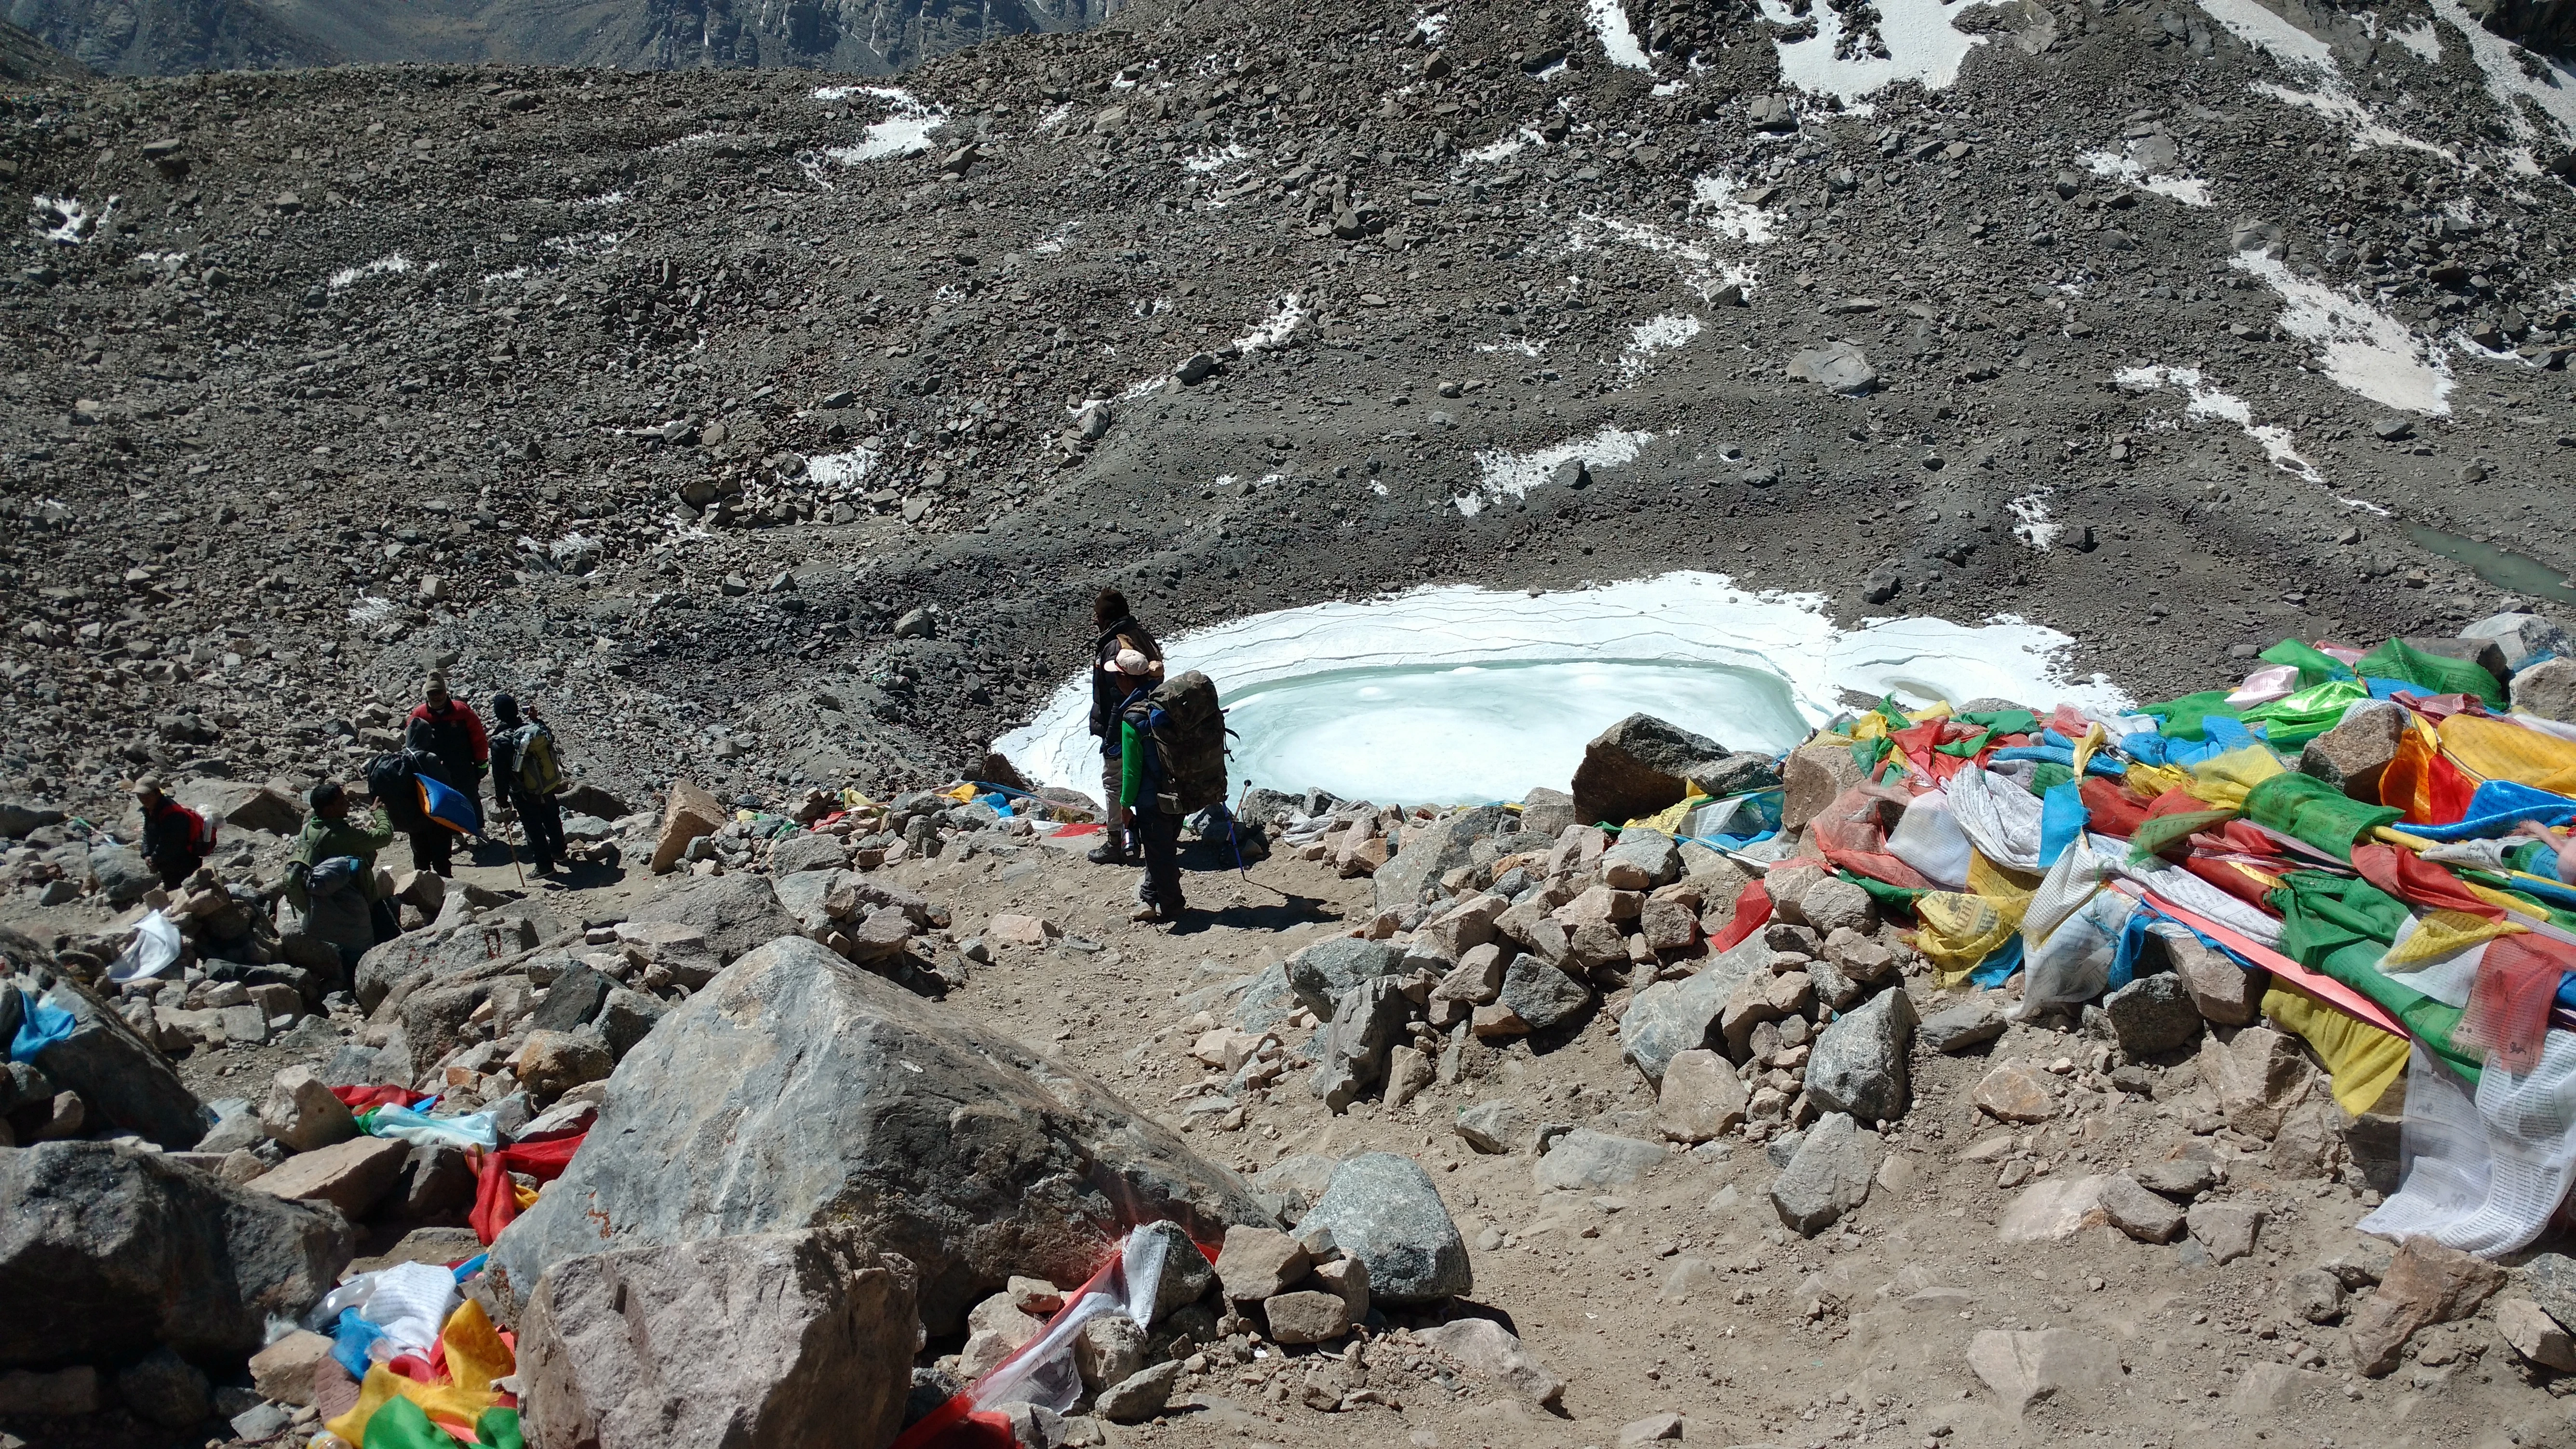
[
  {"x1": 2230, "y1": 253, "x2": 2454, "y2": 414},
  {"x1": 820, "y1": 88, "x2": 948, "y2": 163},
  {"x1": 1620, "y1": 313, "x2": 1702, "y2": 380},
  {"x1": 805, "y1": 449, "x2": 877, "y2": 486},
  {"x1": 1181, "y1": 144, "x2": 1248, "y2": 174},
  {"x1": 2388, "y1": 17, "x2": 2444, "y2": 62},
  {"x1": 2195, "y1": 0, "x2": 2335, "y2": 69},
  {"x1": 1119, "y1": 376, "x2": 1168, "y2": 402},
  {"x1": 1587, "y1": 0, "x2": 1653, "y2": 70},
  {"x1": 1690, "y1": 173, "x2": 1780, "y2": 241},
  {"x1": 347, "y1": 595, "x2": 398, "y2": 628},
  {"x1": 1234, "y1": 295, "x2": 1306, "y2": 354},
  {"x1": 2007, "y1": 493, "x2": 2062, "y2": 550},
  {"x1": 998, "y1": 573, "x2": 2130, "y2": 803},
  {"x1": 2077, "y1": 149, "x2": 2212, "y2": 207},
  {"x1": 328, "y1": 255, "x2": 414, "y2": 291},
  {"x1": 1755, "y1": 0, "x2": 1985, "y2": 102},
  {"x1": 1578, "y1": 216, "x2": 1760, "y2": 303},
  {"x1": 1463, "y1": 130, "x2": 1541, "y2": 164},
  {"x1": 1480, "y1": 337, "x2": 1547, "y2": 357},
  {"x1": 1463, "y1": 426, "x2": 1656, "y2": 513},
  {"x1": 1416, "y1": 7, "x2": 1448, "y2": 43},
  {"x1": 2114, "y1": 363, "x2": 2324, "y2": 480},
  {"x1": 29, "y1": 193, "x2": 115, "y2": 244}
]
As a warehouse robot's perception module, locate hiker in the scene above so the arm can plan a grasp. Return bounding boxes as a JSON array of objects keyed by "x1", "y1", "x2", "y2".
[
  {"x1": 407, "y1": 671, "x2": 491, "y2": 819},
  {"x1": 1112, "y1": 649, "x2": 1186, "y2": 923},
  {"x1": 283, "y1": 779, "x2": 399, "y2": 971},
  {"x1": 488, "y1": 692, "x2": 568, "y2": 876},
  {"x1": 132, "y1": 777, "x2": 209, "y2": 890},
  {"x1": 395, "y1": 716, "x2": 462, "y2": 877},
  {"x1": 1087, "y1": 588, "x2": 1164, "y2": 865}
]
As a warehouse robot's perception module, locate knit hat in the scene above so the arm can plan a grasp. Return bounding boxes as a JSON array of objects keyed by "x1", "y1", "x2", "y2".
[
  {"x1": 424, "y1": 671, "x2": 450, "y2": 700},
  {"x1": 490, "y1": 692, "x2": 520, "y2": 721}
]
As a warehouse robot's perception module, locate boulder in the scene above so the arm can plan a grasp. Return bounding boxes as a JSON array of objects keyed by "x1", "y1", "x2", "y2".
[
  {"x1": 1601, "y1": 829, "x2": 1683, "y2": 888},
  {"x1": 116, "y1": 1345, "x2": 211, "y2": 1429},
  {"x1": 487, "y1": 937, "x2": 1270, "y2": 1332},
  {"x1": 1996, "y1": 1176, "x2": 2109, "y2": 1244},
  {"x1": 0, "y1": 801, "x2": 66, "y2": 838},
  {"x1": 2185, "y1": 1201, "x2": 2265, "y2": 1265},
  {"x1": 1286, "y1": 938, "x2": 1407, "y2": 1016},
  {"x1": 1297, "y1": 1153, "x2": 1470, "y2": 1306},
  {"x1": 626, "y1": 871, "x2": 800, "y2": 966},
  {"x1": 259, "y1": 1065, "x2": 357, "y2": 1153},
  {"x1": 1797, "y1": 878, "x2": 1876, "y2": 937},
  {"x1": 596, "y1": 988, "x2": 670, "y2": 1063},
  {"x1": 517, "y1": 1029, "x2": 613, "y2": 1101},
  {"x1": 1534, "y1": 1128, "x2": 1666, "y2": 1190},
  {"x1": 2297, "y1": 700, "x2": 2406, "y2": 799},
  {"x1": 1417, "y1": 1317, "x2": 1563, "y2": 1407},
  {"x1": 1519, "y1": 787, "x2": 1577, "y2": 839},
  {"x1": 2347, "y1": 1234, "x2": 2506, "y2": 1376},
  {"x1": 21, "y1": 973, "x2": 205, "y2": 1149},
  {"x1": 1216, "y1": 1226, "x2": 1310, "y2": 1301},
  {"x1": 248, "y1": 1134, "x2": 410, "y2": 1220},
  {"x1": 531, "y1": 963, "x2": 614, "y2": 1033},
  {"x1": 1786, "y1": 340, "x2": 1878, "y2": 394},
  {"x1": 2097, "y1": 1175, "x2": 2187, "y2": 1244},
  {"x1": 1919, "y1": 1000, "x2": 2006, "y2": 1054},
  {"x1": 87, "y1": 845, "x2": 156, "y2": 905},
  {"x1": 2498, "y1": 1299, "x2": 2576, "y2": 1372},
  {"x1": 1495, "y1": 956, "x2": 1589, "y2": 1033},
  {"x1": 2102, "y1": 972, "x2": 2201, "y2": 1056},
  {"x1": 1618, "y1": 957, "x2": 1746, "y2": 1086},
  {"x1": 1570, "y1": 715, "x2": 1774, "y2": 827},
  {"x1": 181, "y1": 780, "x2": 305, "y2": 835},
  {"x1": 1262, "y1": 1289, "x2": 1351, "y2": 1345},
  {"x1": 1974, "y1": 1061, "x2": 2059, "y2": 1123},
  {"x1": 2162, "y1": 934, "x2": 2264, "y2": 1026},
  {"x1": 1781, "y1": 743, "x2": 1868, "y2": 833},
  {"x1": 0, "y1": 1141, "x2": 350, "y2": 1366},
  {"x1": 2198, "y1": 1027, "x2": 2317, "y2": 1140},
  {"x1": 1801, "y1": 984, "x2": 1917, "y2": 1124},
  {"x1": 1453, "y1": 1099, "x2": 1527, "y2": 1154},
  {"x1": 1966, "y1": 1328, "x2": 2122, "y2": 1414},
  {"x1": 2462, "y1": 611, "x2": 2571, "y2": 673},
  {"x1": 1309, "y1": 977, "x2": 1413, "y2": 1114},
  {"x1": 1094, "y1": 1362, "x2": 1181, "y2": 1423},
  {"x1": 1768, "y1": 1112, "x2": 1878, "y2": 1236},
  {"x1": 1657, "y1": 1048, "x2": 1749, "y2": 1142},
  {"x1": 650, "y1": 777, "x2": 728, "y2": 874},
  {"x1": 353, "y1": 915, "x2": 544, "y2": 1015},
  {"x1": 1375, "y1": 806, "x2": 1514, "y2": 910},
  {"x1": 767, "y1": 832, "x2": 848, "y2": 875},
  {"x1": 2513, "y1": 658, "x2": 2576, "y2": 724},
  {"x1": 518, "y1": 1228, "x2": 915, "y2": 1449},
  {"x1": 248, "y1": 1329, "x2": 337, "y2": 1407}
]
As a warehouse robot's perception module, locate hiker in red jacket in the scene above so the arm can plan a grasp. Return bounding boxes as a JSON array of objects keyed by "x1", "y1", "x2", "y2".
[
  {"x1": 406, "y1": 671, "x2": 491, "y2": 820},
  {"x1": 132, "y1": 777, "x2": 208, "y2": 890}
]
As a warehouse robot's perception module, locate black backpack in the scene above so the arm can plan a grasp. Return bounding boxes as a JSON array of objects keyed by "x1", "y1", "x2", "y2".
[
  {"x1": 1133, "y1": 671, "x2": 1229, "y2": 816},
  {"x1": 365, "y1": 750, "x2": 436, "y2": 828}
]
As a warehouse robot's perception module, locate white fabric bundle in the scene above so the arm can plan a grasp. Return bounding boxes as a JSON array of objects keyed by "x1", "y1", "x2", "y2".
[
  {"x1": 2362, "y1": 1035, "x2": 2576, "y2": 1258},
  {"x1": 1946, "y1": 766, "x2": 2045, "y2": 872},
  {"x1": 1885, "y1": 788, "x2": 1973, "y2": 890}
]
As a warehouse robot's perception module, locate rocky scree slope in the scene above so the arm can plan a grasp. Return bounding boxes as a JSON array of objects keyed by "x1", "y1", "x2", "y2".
[{"x1": 0, "y1": 0, "x2": 2574, "y2": 831}]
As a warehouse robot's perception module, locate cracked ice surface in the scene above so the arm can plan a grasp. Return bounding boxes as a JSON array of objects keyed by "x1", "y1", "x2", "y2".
[{"x1": 997, "y1": 573, "x2": 2129, "y2": 803}]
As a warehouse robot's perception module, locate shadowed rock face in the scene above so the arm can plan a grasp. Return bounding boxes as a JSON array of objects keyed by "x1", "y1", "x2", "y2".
[
  {"x1": 487, "y1": 935, "x2": 1273, "y2": 1332},
  {"x1": 3, "y1": 0, "x2": 1114, "y2": 76}
]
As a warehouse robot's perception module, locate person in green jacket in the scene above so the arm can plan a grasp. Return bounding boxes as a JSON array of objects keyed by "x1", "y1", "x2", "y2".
[{"x1": 283, "y1": 778, "x2": 399, "y2": 972}]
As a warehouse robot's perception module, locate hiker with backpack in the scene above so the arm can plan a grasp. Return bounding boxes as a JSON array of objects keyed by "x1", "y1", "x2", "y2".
[
  {"x1": 132, "y1": 776, "x2": 211, "y2": 890},
  {"x1": 1087, "y1": 588, "x2": 1163, "y2": 865},
  {"x1": 487, "y1": 693, "x2": 567, "y2": 877},
  {"x1": 1108, "y1": 652, "x2": 1231, "y2": 925},
  {"x1": 384, "y1": 718, "x2": 465, "y2": 877},
  {"x1": 406, "y1": 671, "x2": 491, "y2": 820},
  {"x1": 283, "y1": 779, "x2": 399, "y2": 970}
]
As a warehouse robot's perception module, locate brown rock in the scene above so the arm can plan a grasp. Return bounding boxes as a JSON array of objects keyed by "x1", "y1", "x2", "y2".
[
  {"x1": 2298, "y1": 699, "x2": 2406, "y2": 799},
  {"x1": 2097, "y1": 1174, "x2": 2187, "y2": 1244},
  {"x1": 248, "y1": 1135, "x2": 409, "y2": 1220},
  {"x1": 2163, "y1": 933, "x2": 2264, "y2": 1027},
  {"x1": 1781, "y1": 744, "x2": 1867, "y2": 833},
  {"x1": 1215, "y1": 1226, "x2": 1309, "y2": 1302},
  {"x1": 518, "y1": 1029, "x2": 614, "y2": 1101},
  {"x1": 2184, "y1": 1201, "x2": 2265, "y2": 1265},
  {"x1": 2498, "y1": 1299, "x2": 2576, "y2": 1372},
  {"x1": 248, "y1": 1330, "x2": 337, "y2": 1408},
  {"x1": 1639, "y1": 898, "x2": 1700, "y2": 952},
  {"x1": 259, "y1": 1065, "x2": 357, "y2": 1154},
  {"x1": 1263, "y1": 1289, "x2": 1352, "y2": 1344},
  {"x1": 517, "y1": 1228, "x2": 915, "y2": 1449},
  {"x1": 987, "y1": 913, "x2": 1060, "y2": 948},
  {"x1": 1966, "y1": 1327, "x2": 2122, "y2": 1415},
  {"x1": 650, "y1": 777, "x2": 729, "y2": 874},
  {"x1": 1974, "y1": 1061, "x2": 2059, "y2": 1123},
  {"x1": 2197, "y1": 1026, "x2": 2317, "y2": 1140},
  {"x1": 1571, "y1": 714, "x2": 1769, "y2": 827},
  {"x1": 2346, "y1": 1235, "x2": 2508, "y2": 1376},
  {"x1": 1657, "y1": 1048, "x2": 1749, "y2": 1142},
  {"x1": 1416, "y1": 1317, "x2": 1565, "y2": 1407}
]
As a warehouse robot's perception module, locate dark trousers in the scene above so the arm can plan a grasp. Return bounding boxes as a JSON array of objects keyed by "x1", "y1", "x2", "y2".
[
  {"x1": 149, "y1": 850, "x2": 198, "y2": 891},
  {"x1": 1133, "y1": 807, "x2": 1183, "y2": 912},
  {"x1": 515, "y1": 788, "x2": 565, "y2": 866},
  {"x1": 1100, "y1": 751, "x2": 1128, "y2": 842},
  {"x1": 410, "y1": 826, "x2": 454, "y2": 876}
]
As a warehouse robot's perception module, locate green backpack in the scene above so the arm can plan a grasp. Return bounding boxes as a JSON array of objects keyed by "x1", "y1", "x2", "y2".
[
  {"x1": 514, "y1": 723, "x2": 564, "y2": 796},
  {"x1": 1141, "y1": 671, "x2": 1228, "y2": 816}
]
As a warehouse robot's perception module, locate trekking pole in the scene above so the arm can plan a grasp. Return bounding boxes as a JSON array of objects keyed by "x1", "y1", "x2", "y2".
[{"x1": 501, "y1": 816, "x2": 524, "y2": 887}]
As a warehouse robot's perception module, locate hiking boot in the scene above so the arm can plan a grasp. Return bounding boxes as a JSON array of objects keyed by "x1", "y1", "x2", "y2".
[
  {"x1": 1086, "y1": 838, "x2": 1130, "y2": 865},
  {"x1": 1130, "y1": 902, "x2": 1171, "y2": 923}
]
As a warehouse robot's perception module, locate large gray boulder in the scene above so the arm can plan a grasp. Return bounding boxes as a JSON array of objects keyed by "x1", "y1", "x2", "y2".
[
  {"x1": 1297, "y1": 1154, "x2": 1470, "y2": 1306},
  {"x1": 0, "y1": 1141, "x2": 351, "y2": 1366},
  {"x1": 488, "y1": 937, "x2": 1271, "y2": 1332},
  {"x1": 1375, "y1": 806, "x2": 1514, "y2": 911},
  {"x1": 1286, "y1": 938, "x2": 1407, "y2": 1016},
  {"x1": 22, "y1": 973, "x2": 204, "y2": 1149},
  {"x1": 1769, "y1": 1112, "x2": 1879, "y2": 1236},
  {"x1": 518, "y1": 1228, "x2": 914, "y2": 1449},
  {"x1": 1619, "y1": 941, "x2": 1765, "y2": 1085},
  {"x1": 1570, "y1": 714, "x2": 1781, "y2": 828},
  {"x1": 354, "y1": 914, "x2": 544, "y2": 1014},
  {"x1": 1309, "y1": 977, "x2": 1411, "y2": 1113},
  {"x1": 1802, "y1": 986, "x2": 1919, "y2": 1125},
  {"x1": 625, "y1": 872, "x2": 801, "y2": 966}
]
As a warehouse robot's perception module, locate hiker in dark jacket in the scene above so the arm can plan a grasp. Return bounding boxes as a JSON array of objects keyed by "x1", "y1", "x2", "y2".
[
  {"x1": 406, "y1": 671, "x2": 490, "y2": 818},
  {"x1": 488, "y1": 692, "x2": 567, "y2": 876},
  {"x1": 132, "y1": 777, "x2": 206, "y2": 890},
  {"x1": 399, "y1": 715, "x2": 460, "y2": 878},
  {"x1": 1111, "y1": 649, "x2": 1185, "y2": 922},
  {"x1": 1086, "y1": 588, "x2": 1163, "y2": 865}
]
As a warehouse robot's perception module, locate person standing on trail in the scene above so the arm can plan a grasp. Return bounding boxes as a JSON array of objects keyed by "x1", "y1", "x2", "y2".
[
  {"x1": 283, "y1": 779, "x2": 399, "y2": 971},
  {"x1": 1087, "y1": 588, "x2": 1163, "y2": 865},
  {"x1": 131, "y1": 777, "x2": 209, "y2": 890},
  {"x1": 1113, "y1": 650, "x2": 1186, "y2": 923},
  {"x1": 487, "y1": 692, "x2": 568, "y2": 877},
  {"x1": 406, "y1": 672, "x2": 491, "y2": 819}
]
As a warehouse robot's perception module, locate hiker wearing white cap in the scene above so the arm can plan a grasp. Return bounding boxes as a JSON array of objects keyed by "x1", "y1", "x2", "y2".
[{"x1": 1086, "y1": 588, "x2": 1163, "y2": 864}]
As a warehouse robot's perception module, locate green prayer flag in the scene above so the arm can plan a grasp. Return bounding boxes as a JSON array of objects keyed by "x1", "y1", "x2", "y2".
[
  {"x1": 2355, "y1": 638, "x2": 2507, "y2": 709},
  {"x1": 2244, "y1": 773, "x2": 2402, "y2": 862}
]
